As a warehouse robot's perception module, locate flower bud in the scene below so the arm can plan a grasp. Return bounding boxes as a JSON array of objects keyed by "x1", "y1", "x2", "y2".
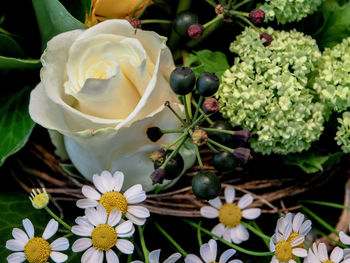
[
  {"x1": 188, "y1": 23, "x2": 204, "y2": 39},
  {"x1": 260, "y1": 32, "x2": 273, "y2": 46},
  {"x1": 234, "y1": 130, "x2": 251, "y2": 142},
  {"x1": 202, "y1": 97, "x2": 220, "y2": 114},
  {"x1": 215, "y1": 4, "x2": 224, "y2": 15},
  {"x1": 29, "y1": 188, "x2": 49, "y2": 209},
  {"x1": 150, "y1": 149, "x2": 165, "y2": 163},
  {"x1": 129, "y1": 18, "x2": 142, "y2": 29},
  {"x1": 192, "y1": 129, "x2": 208, "y2": 146},
  {"x1": 150, "y1": 168, "x2": 166, "y2": 184},
  {"x1": 147, "y1": 127, "x2": 163, "y2": 142},
  {"x1": 233, "y1": 147, "x2": 251, "y2": 163},
  {"x1": 249, "y1": 9, "x2": 265, "y2": 24}
]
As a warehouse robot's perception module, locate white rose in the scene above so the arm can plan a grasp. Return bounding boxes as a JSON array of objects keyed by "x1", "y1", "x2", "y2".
[{"x1": 29, "y1": 19, "x2": 195, "y2": 191}]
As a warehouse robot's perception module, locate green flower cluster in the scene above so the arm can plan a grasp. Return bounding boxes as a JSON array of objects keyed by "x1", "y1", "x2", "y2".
[
  {"x1": 218, "y1": 27, "x2": 325, "y2": 155},
  {"x1": 259, "y1": 0, "x2": 322, "y2": 24},
  {"x1": 336, "y1": 112, "x2": 350, "y2": 153},
  {"x1": 313, "y1": 37, "x2": 350, "y2": 113}
]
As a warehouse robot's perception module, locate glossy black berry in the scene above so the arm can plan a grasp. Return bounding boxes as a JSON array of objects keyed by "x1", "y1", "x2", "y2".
[
  {"x1": 192, "y1": 171, "x2": 221, "y2": 200},
  {"x1": 212, "y1": 150, "x2": 237, "y2": 172},
  {"x1": 170, "y1": 67, "x2": 195, "y2": 95},
  {"x1": 154, "y1": 150, "x2": 184, "y2": 180},
  {"x1": 196, "y1": 72, "x2": 220, "y2": 97},
  {"x1": 208, "y1": 120, "x2": 235, "y2": 145},
  {"x1": 147, "y1": 127, "x2": 163, "y2": 142},
  {"x1": 173, "y1": 11, "x2": 199, "y2": 37}
]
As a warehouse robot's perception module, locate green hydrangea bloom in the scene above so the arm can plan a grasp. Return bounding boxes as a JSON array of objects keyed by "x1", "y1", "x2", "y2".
[
  {"x1": 218, "y1": 27, "x2": 325, "y2": 155},
  {"x1": 336, "y1": 111, "x2": 350, "y2": 153},
  {"x1": 259, "y1": 0, "x2": 322, "y2": 24},
  {"x1": 313, "y1": 37, "x2": 350, "y2": 112}
]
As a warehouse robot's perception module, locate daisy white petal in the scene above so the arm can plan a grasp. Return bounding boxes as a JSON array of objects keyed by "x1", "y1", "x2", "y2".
[
  {"x1": 292, "y1": 248, "x2": 307, "y2": 258},
  {"x1": 124, "y1": 185, "x2": 146, "y2": 204},
  {"x1": 340, "y1": 231, "x2": 350, "y2": 245},
  {"x1": 269, "y1": 237, "x2": 275, "y2": 252},
  {"x1": 71, "y1": 225, "x2": 94, "y2": 236},
  {"x1": 232, "y1": 224, "x2": 249, "y2": 242},
  {"x1": 50, "y1": 251, "x2": 68, "y2": 263},
  {"x1": 6, "y1": 240, "x2": 25, "y2": 251},
  {"x1": 125, "y1": 212, "x2": 147, "y2": 226},
  {"x1": 290, "y1": 235, "x2": 304, "y2": 247},
  {"x1": 208, "y1": 197, "x2": 222, "y2": 209},
  {"x1": 200, "y1": 243, "x2": 211, "y2": 262},
  {"x1": 283, "y1": 222, "x2": 292, "y2": 241},
  {"x1": 270, "y1": 255, "x2": 279, "y2": 263},
  {"x1": 242, "y1": 208, "x2": 261, "y2": 220},
  {"x1": 76, "y1": 199, "x2": 99, "y2": 209},
  {"x1": 50, "y1": 237, "x2": 69, "y2": 251},
  {"x1": 6, "y1": 252, "x2": 26, "y2": 263},
  {"x1": 228, "y1": 260, "x2": 243, "y2": 263},
  {"x1": 219, "y1": 249, "x2": 236, "y2": 263},
  {"x1": 292, "y1": 213, "x2": 304, "y2": 233},
  {"x1": 330, "y1": 247, "x2": 343, "y2": 263},
  {"x1": 81, "y1": 246, "x2": 97, "y2": 263},
  {"x1": 224, "y1": 186, "x2": 235, "y2": 203},
  {"x1": 237, "y1": 194, "x2": 253, "y2": 209},
  {"x1": 22, "y1": 218, "x2": 34, "y2": 239},
  {"x1": 100, "y1": 171, "x2": 115, "y2": 192},
  {"x1": 306, "y1": 248, "x2": 319, "y2": 263},
  {"x1": 127, "y1": 205, "x2": 150, "y2": 218},
  {"x1": 317, "y1": 243, "x2": 328, "y2": 262},
  {"x1": 12, "y1": 228, "x2": 28, "y2": 244},
  {"x1": 208, "y1": 239, "x2": 217, "y2": 262},
  {"x1": 82, "y1": 185, "x2": 101, "y2": 200},
  {"x1": 108, "y1": 209, "x2": 122, "y2": 227},
  {"x1": 200, "y1": 206, "x2": 219, "y2": 218},
  {"x1": 96, "y1": 205, "x2": 108, "y2": 223},
  {"x1": 343, "y1": 259, "x2": 350, "y2": 263},
  {"x1": 72, "y1": 238, "x2": 92, "y2": 252},
  {"x1": 85, "y1": 206, "x2": 106, "y2": 226},
  {"x1": 94, "y1": 249, "x2": 104, "y2": 263},
  {"x1": 75, "y1": 216, "x2": 91, "y2": 226},
  {"x1": 185, "y1": 254, "x2": 203, "y2": 263},
  {"x1": 230, "y1": 229, "x2": 242, "y2": 244},
  {"x1": 116, "y1": 220, "x2": 133, "y2": 236},
  {"x1": 223, "y1": 228, "x2": 232, "y2": 243},
  {"x1": 93, "y1": 174, "x2": 109, "y2": 194},
  {"x1": 42, "y1": 219, "x2": 58, "y2": 240},
  {"x1": 149, "y1": 249, "x2": 161, "y2": 263},
  {"x1": 116, "y1": 239, "x2": 134, "y2": 254},
  {"x1": 106, "y1": 249, "x2": 120, "y2": 263},
  {"x1": 212, "y1": 223, "x2": 225, "y2": 237},
  {"x1": 299, "y1": 220, "x2": 312, "y2": 236},
  {"x1": 164, "y1": 252, "x2": 182, "y2": 263},
  {"x1": 288, "y1": 260, "x2": 296, "y2": 263},
  {"x1": 113, "y1": 171, "x2": 124, "y2": 192}
]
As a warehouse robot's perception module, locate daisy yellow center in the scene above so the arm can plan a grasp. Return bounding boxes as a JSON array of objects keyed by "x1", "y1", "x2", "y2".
[
  {"x1": 24, "y1": 237, "x2": 51, "y2": 263},
  {"x1": 32, "y1": 193, "x2": 49, "y2": 209},
  {"x1": 275, "y1": 240, "x2": 293, "y2": 262},
  {"x1": 323, "y1": 260, "x2": 335, "y2": 263},
  {"x1": 218, "y1": 203, "x2": 242, "y2": 228},
  {"x1": 287, "y1": 232, "x2": 303, "y2": 249},
  {"x1": 99, "y1": 191, "x2": 128, "y2": 215},
  {"x1": 91, "y1": 224, "x2": 117, "y2": 251}
]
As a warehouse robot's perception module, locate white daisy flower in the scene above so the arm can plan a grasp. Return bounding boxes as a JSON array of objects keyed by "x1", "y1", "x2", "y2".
[
  {"x1": 305, "y1": 242, "x2": 349, "y2": 263},
  {"x1": 72, "y1": 205, "x2": 134, "y2": 263},
  {"x1": 184, "y1": 239, "x2": 242, "y2": 263},
  {"x1": 340, "y1": 225, "x2": 350, "y2": 260},
  {"x1": 200, "y1": 186, "x2": 261, "y2": 244},
  {"x1": 76, "y1": 170, "x2": 150, "y2": 225},
  {"x1": 131, "y1": 249, "x2": 181, "y2": 263},
  {"x1": 269, "y1": 217, "x2": 308, "y2": 263},
  {"x1": 6, "y1": 218, "x2": 69, "y2": 263},
  {"x1": 275, "y1": 213, "x2": 312, "y2": 241}
]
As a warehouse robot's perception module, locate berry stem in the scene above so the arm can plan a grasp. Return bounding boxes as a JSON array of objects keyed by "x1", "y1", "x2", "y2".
[
  {"x1": 131, "y1": 0, "x2": 146, "y2": 17},
  {"x1": 188, "y1": 112, "x2": 206, "y2": 130},
  {"x1": 193, "y1": 96, "x2": 204, "y2": 122},
  {"x1": 227, "y1": 0, "x2": 233, "y2": 8},
  {"x1": 233, "y1": 0, "x2": 252, "y2": 9},
  {"x1": 164, "y1": 132, "x2": 188, "y2": 152},
  {"x1": 191, "y1": 98, "x2": 214, "y2": 124},
  {"x1": 138, "y1": 225, "x2": 151, "y2": 263},
  {"x1": 136, "y1": 0, "x2": 151, "y2": 18},
  {"x1": 160, "y1": 128, "x2": 184, "y2": 134},
  {"x1": 204, "y1": 0, "x2": 217, "y2": 8},
  {"x1": 181, "y1": 96, "x2": 191, "y2": 122},
  {"x1": 165, "y1": 101, "x2": 187, "y2": 126},
  {"x1": 230, "y1": 10, "x2": 249, "y2": 17},
  {"x1": 161, "y1": 136, "x2": 188, "y2": 169},
  {"x1": 197, "y1": 220, "x2": 203, "y2": 247},
  {"x1": 207, "y1": 138, "x2": 234, "y2": 153},
  {"x1": 44, "y1": 206, "x2": 72, "y2": 231},
  {"x1": 236, "y1": 14, "x2": 258, "y2": 30},
  {"x1": 206, "y1": 141, "x2": 219, "y2": 153},
  {"x1": 201, "y1": 127, "x2": 235, "y2": 135},
  {"x1": 153, "y1": 221, "x2": 188, "y2": 257},
  {"x1": 194, "y1": 144, "x2": 204, "y2": 170},
  {"x1": 141, "y1": 19, "x2": 172, "y2": 25}
]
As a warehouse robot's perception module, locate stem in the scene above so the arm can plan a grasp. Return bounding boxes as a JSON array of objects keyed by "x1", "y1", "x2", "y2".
[
  {"x1": 237, "y1": 15, "x2": 257, "y2": 30},
  {"x1": 165, "y1": 101, "x2": 187, "y2": 126},
  {"x1": 44, "y1": 207, "x2": 71, "y2": 231},
  {"x1": 194, "y1": 144, "x2": 204, "y2": 170},
  {"x1": 312, "y1": 228, "x2": 347, "y2": 248},
  {"x1": 233, "y1": 0, "x2": 252, "y2": 9},
  {"x1": 201, "y1": 127, "x2": 235, "y2": 135},
  {"x1": 154, "y1": 221, "x2": 188, "y2": 257},
  {"x1": 127, "y1": 236, "x2": 135, "y2": 263},
  {"x1": 301, "y1": 200, "x2": 350, "y2": 210},
  {"x1": 230, "y1": 10, "x2": 249, "y2": 17},
  {"x1": 132, "y1": 0, "x2": 146, "y2": 17},
  {"x1": 176, "y1": 0, "x2": 192, "y2": 14},
  {"x1": 160, "y1": 129, "x2": 184, "y2": 134},
  {"x1": 138, "y1": 226, "x2": 150, "y2": 263},
  {"x1": 197, "y1": 220, "x2": 203, "y2": 247},
  {"x1": 251, "y1": 221, "x2": 270, "y2": 249},
  {"x1": 228, "y1": 0, "x2": 233, "y2": 8},
  {"x1": 141, "y1": 19, "x2": 172, "y2": 25},
  {"x1": 184, "y1": 219, "x2": 274, "y2": 256},
  {"x1": 62, "y1": 233, "x2": 74, "y2": 239},
  {"x1": 192, "y1": 99, "x2": 214, "y2": 124},
  {"x1": 164, "y1": 132, "x2": 187, "y2": 151},
  {"x1": 241, "y1": 222, "x2": 270, "y2": 240},
  {"x1": 193, "y1": 96, "x2": 204, "y2": 122},
  {"x1": 189, "y1": 113, "x2": 206, "y2": 130},
  {"x1": 206, "y1": 141, "x2": 219, "y2": 153},
  {"x1": 161, "y1": 137, "x2": 188, "y2": 168},
  {"x1": 204, "y1": 0, "x2": 217, "y2": 8},
  {"x1": 182, "y1": 96, "x2": 191, "y2": 122},
  {"x1": 136, "y1": 0, "x2": 150, "y2": 18},
  {"x1": 207, "y1": 138, "x2": 234, "y2": 153}
]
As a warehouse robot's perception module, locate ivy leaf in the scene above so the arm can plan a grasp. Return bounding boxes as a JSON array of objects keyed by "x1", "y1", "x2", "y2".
[
  {"x1": 185, "y1": 49, "x2": 230, "y2": 79},
  {"x1": 0, "y1": 87, "x2": 35, "y2": 166},
  {"x1": 314, "y1": 0, "x2": 350, "y2": 49}
]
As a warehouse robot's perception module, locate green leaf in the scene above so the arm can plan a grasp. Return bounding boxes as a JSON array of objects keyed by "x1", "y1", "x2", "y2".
[
  {"x1": 32, "y1": 0, "x2": 86, "y2": 49},
  {"x1": 314, "y1": 0, "x2": 350, "y2": 49},
  {"x1": 0, "y1": 35, "x2": 24, "y2": 57},
  {"x1": 283, "y1": 151, "x2": 344, "y2": 174},
  {"x1": 0, "y1": 56, "x2": 40, "y2": 70},
  {"x1": 185, "y1": 49, "x2": 230, "y2": 79},
  {"x1": 0, "y1": 87, "x2": 35, "y2": 166}
]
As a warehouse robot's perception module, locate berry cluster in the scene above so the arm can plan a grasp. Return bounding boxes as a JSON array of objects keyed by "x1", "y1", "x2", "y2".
[{"x1": 147, "y1": 67, "x2": 251, "y2": 200}]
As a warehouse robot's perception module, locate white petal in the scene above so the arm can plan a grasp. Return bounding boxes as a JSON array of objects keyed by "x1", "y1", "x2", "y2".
[
  {"x1": 82, "y1": 185, "x2": 101, "y2": 200},
  {"x1": 232, "y1": 224, "x2": 249, "y2": 242},
  {"x1": 269, "y1": 237, "x2": 275, "y2": 252},
  {"x1": 12, "y1": 228, "x2": 28, "y2": 244},
  {"x1": 85, "y1": 206, "x2": 107, "y2": 226},
  {"x1": 228, "y1": 260, "x2": 243, "y2": 263},
  {"x1": 71, "y1": 225, "x2": 94, "y2": 237},
  {"x1": 292, "y1": 248, "x2": 307, "y2": 258},
  {"x1": 93, "y1": 174, "x2": 109, "y2": 194},
  {"x1": 318, "y1": 243, "x2": 328, "y2": 261},
  {"x1": 212, "y1": 223, "x2": 225, "y2": 237},
  {"x1": 306, "y1": 248, "x2": 318, "y2": 263},
  {"x1": 50, "y1": 237, "x2": 69, "y2": 251},
  {"x1": 76, "y1": 199, "x2": 99, "y2": 209},
  {"x1": 283, "y1": 222, "x2": 292, "y2": 241},
  {"x1": 208, "y1": 239, "x2": 217, "y2": 262},
  {"x1": 127, "y1": 205, "x2": 150, "y2": 218},
  {"x1": 6, "y1": 252, "x2": 26, "y2": 263},
  {"x1": 200, "y1": 206, "x2": 219, "y2": 218},
  {"x1": 125, "y1": 212, "x2": 147, "y2": 226},
  {"x1": 22, "y1": 218, "x2": 34, "y2": 239},
  {"x1": 208, "y1": 197, "x2": 222, "y2": 209},
  {"x1": 81, "y1": 247, "x2": 97, "y2": 263},
  {"x1": 200, "y1": 243, "x2": 212, "y2": 262},
  {"x1": 93, "y1": 249, "x2": 104, "y2": 263},
  {"x1": 50, "y1": 251, "x2": 68, "y2": 263},
  {"x1": 219, "y1": 249, "x2": 236, "y2": 263},
  {"x1": 292, "y1": 213, "x2": 304, "y2": 233},
  {"x1": 43, "y1": 219, "x2": 59, "y2": 240},
  {"x1": 106, "y1": 249, "x2": 120, "y2": 263},
  {"x1": 230, "y1": 228, "x2": 242, "y2": 244},
  {"x1": 116, "y1": 239, "x2": 134, "y2": 254},
  {"x1": 270, "y1": 256, "x2": 278, "y2": 263},
  {"x1": 72, "y1": 238, "x2": 92, "y2": 252},
  {"x1": 149, "y1": 249, "x2": 161, "y2": 263},
  {"x1": 185, "y1": 254, "x2": 203, "y2": 263},
  {"x1": 288, "y1": 260, "x2": 296, "y2": 263},
  {"x1": 113, "y1": 171, "x2": 124, "y2": 192},
  {"x1": 237, "y1": 194, "x2": 253, "y2": 209},
  {"x1": 299, "y1": 220, "x2": 312, "y2": 236},
  {"x1": 291, "y1": 235, "x2": 304, "y2": 247},
  {"x1": 116, "y1": 220, "x2": 133, "y2": 236},
  {"x1": 6, "y1": 240, "x2": 25, "y2": 251},
  {"x1": 340, "y1": 232, "x2": 350, "y2": 245},
  {"x1": 330, "y1": 247, "x2": 343, "y2": 263},
  {"x1": 100, "y1": 171, "x2": 115, "y2": 192},
  {"x1": 124, "y1": 185, "x2": 146, "y2": 204},
  {"x1": 164, "y1": 253, "x2": 182, "y2": 263},
  {"x1": 75, "y1": 216, "x2": 92, "y2": 227},
  {"x1": 242, "y1": 208, "x2": 261, "y2": 220},
  {"x1": 224, "y1": 186, "x2": 235, "y2": 203},
  {"x1": 108, "y1": 209, "x2": 122, "y2": 227},
  {"x1": 223, "y1": 228, "x2": 232, "y2": 243}
]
